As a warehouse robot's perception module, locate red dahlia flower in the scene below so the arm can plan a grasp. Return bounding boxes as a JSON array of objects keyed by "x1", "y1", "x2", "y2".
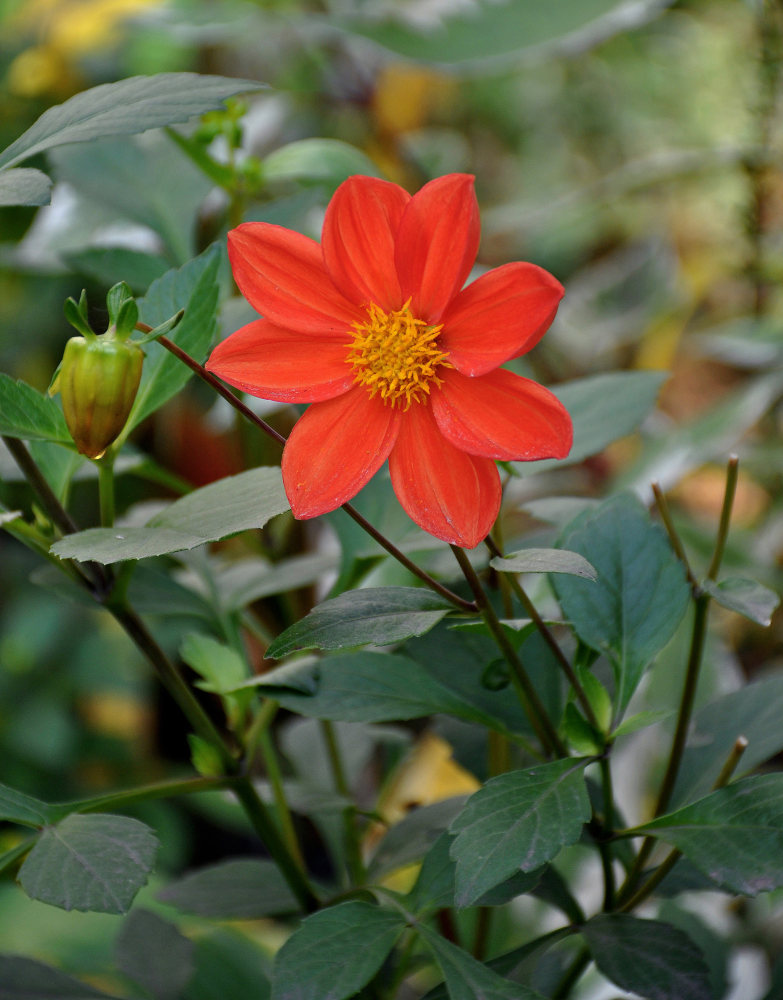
[{"x1": 207, "y1": 173, "x2": 572, "y2": 548}]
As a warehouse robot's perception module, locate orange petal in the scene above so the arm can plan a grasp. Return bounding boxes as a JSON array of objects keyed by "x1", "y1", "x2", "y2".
[
  {"x1": 395, "y1": 174, "x2": 480, "y2": 323},
  {"x1": 432, "y1": 368, "x2": 572, "y2": 461},
  {"x1": 228, "y1": 224, "x2": 360, "y2": 336},
  {"x1": 206, "y1": 319, "x2": 355, "y2": 402},
  {"x1": 322, "y1": 176, "x2": 410, "y2": 309},
  {"x1": 389, "y1": 404, "x2": 500, "y2": 548},
  {"x1": 283, "y1": 388, "x2": 401, "y2": 518},
  {"x1": 440, "y1": 262, "x2": 564, "y2": 376}
]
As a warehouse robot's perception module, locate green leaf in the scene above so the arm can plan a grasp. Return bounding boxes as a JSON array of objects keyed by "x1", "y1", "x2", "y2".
[
  {"x1": 18, "y1": 813, "x2": 159, "y2": 913},
  {"x1": 115, "y1": 909, "x2": 195, "y2": 1000},
  {"x1": 215, "y1": 552, "x2": 339, "y2": 611},
  {"x1": 701, "y1": 577, "x2": 779, "y2": 627},
  {"x1": 518, "y1": 371, "x2": 666, "y2": 475},
  {"x1": 417, "y1": 924, "x2": 546, "y2": 1000},
  {"x1": 0, "y1": 955, "x2": 115, "y2": 999},
  {"x1": 674, "y1": 672, "x2": 783, "y2": 805},
  {"x1": 265, "y1": 588, "x2": 454, "y2": 658},
  {"x1": 640, "y1": 774, "x2": 783, "y2": 895},
  {"x1": 0, "y1": 167, "x2": 52, "y2": 206},
  {"x1": 0, "y1": 782, "x2": 57, "y2": 827},
  {"x1": 582, "y1": 914, "x2": 711, "y2": 1000},
  {"x1": 158, "y1": 859, "x2": 298, "y2": 918},
  {"x1": 51, "y1": 134, "x2": 211, "y2": 264},
  {"x1": 181, "y1": 633, "x2": 248, "y2": 694},
  {"x1": 369, "y1": 798, "x2": 469, "y2": 879},
  {"x1": 248, "y1": 651, "x2": 516, "y2": 730},
  {"x1": 0, "y1": 373, "x2": 71, "y2": 443},
  {"x1": 0, "y1": 73, "x2": 266, "y2": 169},
  {"x1": 553, "y1": 493, "x2": 690, "y2": 713},
  {"x1": 64, "y1": 246, "x2": 170, "y2": 292},
  {"x1": 263, "y1": 139, "x2": 382, "y2": 187},
  {"x1": 449, "y1": 759, "x2": 591, "y2": 908},
  {"x1": 271, "y1": 902, "x2": 406, "y2": 1000},
  {"x1": 51, "y1": 467, "x2": 289, "y2": 563},
  {"x1": 185, "y1": 929, "x2": 272, "y2": 1000},
  {"x1": 490, "y1": 547, "x2": 597, "y2": 580},
  {"x1": 409, "y1": 834, "x2": 541, "y2": 914},
  {"x1": 335, "y1": 0, "x2": 672, "y2": 68},
  {"x1": 129, "y1": 245, "x2": 222, "y2": 429}
]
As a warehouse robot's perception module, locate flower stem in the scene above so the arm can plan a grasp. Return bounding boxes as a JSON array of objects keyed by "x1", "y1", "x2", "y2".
[
  {"x1": 155, "y1": 334, "x2": 476, "y2": 613},
  {"x1": 618, "y1": 736, "x2": 748, "y2": 912},
  {"x1": 652, "y1": 482, "x2": 698, "y2": 590},
  {"x1": 98, "y1": 453, "x2": 115, "y2": 528},
  {"x1": 450, "y1": 545, "x2": 565, "y2": 758},
  {"x1": 484, "y1": 536, "x2": 599, "y2": 729},
  {"x1": 321, "y1": 719, "x2": 366, "y2": 885},
  {"x1": 619, "y1": 457, "x2": 739, "y2": 901},
  {"x1": 257, "y1": 725, "x2": 306, "y2": 871}
]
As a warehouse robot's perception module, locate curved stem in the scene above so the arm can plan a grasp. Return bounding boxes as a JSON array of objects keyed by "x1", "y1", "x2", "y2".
[
  {"x1": 450, "y1": 545, "x2": 565, "y2": 758},
  {"x1": 155, "y1": 335, "x2": 476, "y2": 613},
  {"x1": 484, "y1": 536, "x2": 599, "y2": 729}
]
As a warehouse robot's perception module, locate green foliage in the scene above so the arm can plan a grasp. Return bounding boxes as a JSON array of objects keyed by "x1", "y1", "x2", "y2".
[
  {"x1": 0, "y1": 73, "x2": 266, "y2": 170},
  {"x1": 115, "y1": 909, "x2": 195, "y2": 1000},
  {"x1": 158, "y1": 858, "x2": 299, "y2": 918},
  {"x1": 266, "y1": 588, "x2": 455, "y2": 657},
  {"x1": 18, "y1": 813, "x2": 159, "y2": 914},
  {"x1": 448, "y1": 759, "x2": 591, "y2": 907},
  {"x1": 271, "y1": 902, "x2": 406, "y2": 1000},
  {"x1": 417, "y1": 925, "x2": 547, "y2": 1000},
  {"x1": 0, "y1": 374, "x2": 71, "y2": 444},
  {"x1": 641, "y1": 774, "x2": 783, "y2": 895},
  {"x1": 582, "y1": 914, "x2": 712, "y2": 1000},
  {"x1": 0, "y1": 955, "x2": 115, "y2": 999},
  {"x1": 51, "y1": 467, "x2": 289, "y2": 563},
  {"x1": 554, "y1": 494, "x2": 691, "y2": 713}
]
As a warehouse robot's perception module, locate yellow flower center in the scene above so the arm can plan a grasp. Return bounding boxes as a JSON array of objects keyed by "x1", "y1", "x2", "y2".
[{"x1": 346, "y1": 301, "x2": 451, "y2": 409}]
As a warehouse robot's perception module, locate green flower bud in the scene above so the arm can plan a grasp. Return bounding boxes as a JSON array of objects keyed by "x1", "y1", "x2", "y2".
[{"x1": 55, "y1": 333, "x2": 143, "y2": 459}]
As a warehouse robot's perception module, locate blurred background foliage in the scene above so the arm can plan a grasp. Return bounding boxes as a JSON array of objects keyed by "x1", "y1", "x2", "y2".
[{"x1": 1, "y1": 0, "x2": 783, "y2": 989}]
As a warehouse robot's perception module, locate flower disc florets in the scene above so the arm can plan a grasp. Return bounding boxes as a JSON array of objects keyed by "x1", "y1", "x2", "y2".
[{"x1": 346, "y1": 301, "x2": 450, "y2": 409}]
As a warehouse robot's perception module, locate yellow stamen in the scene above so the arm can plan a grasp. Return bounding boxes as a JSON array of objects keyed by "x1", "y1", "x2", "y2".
[{"x1": 346, "y1": 300, "x2": 451, "y2": 409}]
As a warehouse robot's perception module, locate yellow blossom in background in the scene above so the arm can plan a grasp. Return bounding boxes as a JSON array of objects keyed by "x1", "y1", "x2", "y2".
[{"x1": 5, "y1": 0, "x2": 163, "y2": 96}]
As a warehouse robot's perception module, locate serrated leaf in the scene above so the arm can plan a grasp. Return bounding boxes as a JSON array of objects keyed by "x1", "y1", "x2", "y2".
[
  {"x1": 158, "y1": 859, "x2": 298, "y2": 918},
  {"x1": 336, "y1": 0, "x2": 673, "y2": 68},
  {"x1": 248, "y1": 651, "x2": 514, "y2": 730},
  {"x1": 409, "y1": 833, "x2": 542, "y2": 913},
  {"x1": 271, "y1": 902, "x2": 406, "y2": 1000},
  {"x1": 266, "y1": 588, "x2": 454, "y2": 658},
  {"x1": 582, "y1": 914, "x2": 711, "y2": 1000},
  {"x1": 701, "y1": 577, "x2": 779, "y2": 627},
  {"x1": 674, "y1": 672, "x2": 783, "y2": 805},
  {"x1": 0, "y1": 955, "x2": 115, "y2": 999},
  {"x1": 553, "y1": 493, "x2": 690, "y2": 713},
  {"x1": 129, "y1": 246, "x2": 222, "y2": 429},
  {"x1": 640, "y1": 773, "x2": 783, "y2": 895},
  {"x1": 0, "y1": 373, "x2": 71, "y2": 443},
  {"x1": 0, "y1": 167, "x2": 52, "y2": 206},
  {"x1": 18, "y1": 813, "x2": 159, "y2": 913},
  {"x1": 263, "y1": 139, "x2": 382, "y2": 186},
  {"x1": 520, "y1": 371, "x2": 666, "y2": 475},
  {"x1": 417, "y1": 924, "x2": 546, "y2": 1000},
  {"x1": 0, "y1": 73, "x2": 266, "y2": 170},
  {"x1": 116, "y1": 909, "x2": 195, "y2": 1000},
  {"x1": 490, "y1": 547, "x2": 597, "y2": 580},
  {"x1": 449, "y1": 759, "x2": 590, "y2": 908},
  {"x1": 0, "y1": 782, "x2": 57, "y2": 827},
  {"x1": 51, "y1": 467, "x2": 289, "y2": 563}
]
